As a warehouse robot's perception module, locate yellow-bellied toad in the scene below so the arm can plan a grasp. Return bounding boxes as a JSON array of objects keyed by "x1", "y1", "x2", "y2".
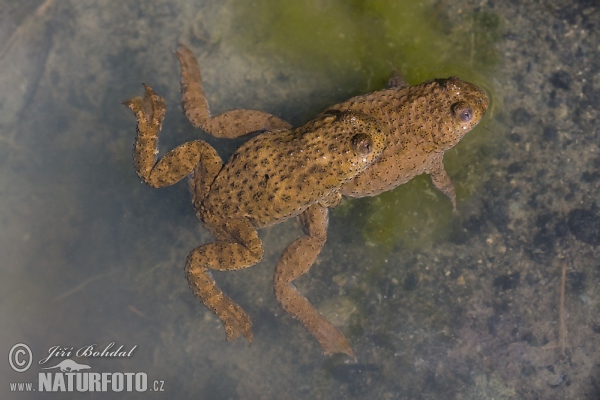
[{"x1": 123, "y1": 83, "x2": 385, "y2": 359}]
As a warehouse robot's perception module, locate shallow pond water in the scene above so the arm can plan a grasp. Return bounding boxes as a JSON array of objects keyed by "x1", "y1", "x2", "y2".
[{"x1": 1, "y1": 0, "x2": 599, "y2": 399}]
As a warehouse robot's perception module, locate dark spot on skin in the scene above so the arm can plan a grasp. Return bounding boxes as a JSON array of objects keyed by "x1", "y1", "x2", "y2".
[{"x1": 567, "y1": 208, "x2": 600, "y2": 246}]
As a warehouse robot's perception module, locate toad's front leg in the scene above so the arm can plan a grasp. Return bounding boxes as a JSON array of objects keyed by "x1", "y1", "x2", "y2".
[
  {"x1": 176, "y1": 44, "x2": 292, "y2": 138},
  {"x1": 274, "y1": 204, "x2": 356, "y2": 361},
  {"x1": 185, "y1": 216, "x2": 264, "y2": 342},
  {"x1": 426, "y1": 153, "x2": 457, "y2": 210}
]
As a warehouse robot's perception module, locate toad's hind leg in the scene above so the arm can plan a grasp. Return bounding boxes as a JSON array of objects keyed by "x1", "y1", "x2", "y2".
[
  {"x1": 274, "y1": 204, "x2": 356, "y2": 361},
  {"x1": 176, "y1": 43, "x2": 292, "y2": 138},
  {"x1": 123, "y1": 84, "x2": 222, "y2": 189},
  {"x1": 186, "y1": 217, "x2": 264, "y2": 342}
]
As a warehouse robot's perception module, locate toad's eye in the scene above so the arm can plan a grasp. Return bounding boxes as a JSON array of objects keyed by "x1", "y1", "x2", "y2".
[
  {"x1": 351, "y1": 133, "x2": 374, "y2": 156},
  {"x1": 452, "y1": 101, "x2": 473, "y2": 122}
]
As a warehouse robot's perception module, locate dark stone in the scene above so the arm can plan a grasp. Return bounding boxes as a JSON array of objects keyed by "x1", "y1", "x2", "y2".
[
  {"x1": 507, "y1": 132, "x2": 522, "y2": 142},
  {"x1": 512, "y1": 108, "x2": 532, "y2": 126},
  {"x1": 533, "y1": 228, "x2": 556, "y2": 256},
  {"x1": 521, "y1": 364, "x2": 537, "y2": 377},
  {"x1": 582, "y1": 84, "x2": 600, "y2": 105},
  {"x1": 507, "y1": 162, "x2": 524, "y2": 174},
  {"x1": 463, "y1": 215, "x2": 484, "y2": 235},
  {"x1": 554, "y1": 219, "x2": 570, "y2": 239},
  {"x1": 449, "y1": 267, "x2": 461, "y2": 280},
  {"x1": 403, "y1": 272, "x2": 419, "y2": 291},
  {"x1": 447, "y1": 224, "x2": 470, "y2": 245},
  {"x1": 547, "y1": 90, "x2": 560, "y2": 108},
  {"x1": 483, "y1": 192, "x2": 510, "y2": 233},
  {"x1": 567, "y1": 209, "x2": 600, "y2": 246},
  {"x1": 521, "y1": 332, "x2": 539, "y2": 346},
  {"x1": 543, "y1": 126, "x2": 558, "y2": 141},
  {"x1": 567, "y1": 271, "x2": 586, "y2": 293},
  {"x1": 554, "y1": 6, "x2": 579, "y2": 25},
  {"x1": 328, "y1": 363, "x2": 381, "y2": 385},
  {"x1": 493, "y1": 300, "x2": 510, "y2": 313},
  {"x1": 527, "y1": 194, "x2": 539, "y2": 209},
  {"x1": 536, "y1": 213, "x2": 554, "y2": 229},
  {"x1": 487, "y1": 315, "x2": 501, "y2": 335},
  {"x1": 549, "y1": 70, "x2": 572, "y2": 90},
  {"x1": 525, "y1": 273, "x2": 540, "y2": 286},
  {"x1": 370, "y1": 333, "x2": 395, "y2": 350},
  {"x1": 565, "y1": 182, "x2": 579, "y2": 201},
  {"x1": 581, "y1": 171, "x2": 600, "y2": 182},
  {"x1": 493, "y1": 272, "x2": 520, "y2": 291}
]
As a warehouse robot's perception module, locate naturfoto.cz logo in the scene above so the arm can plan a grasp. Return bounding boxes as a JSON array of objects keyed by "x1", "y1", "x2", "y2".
[{"x1": 8, "y1": 342, "x2": 165, "y2": 393}]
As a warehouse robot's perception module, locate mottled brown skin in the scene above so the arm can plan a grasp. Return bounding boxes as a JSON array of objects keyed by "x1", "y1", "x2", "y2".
[
  {"x1": 125, "y1": 44, "x2": 488, "y2": 361},
  {"x1": 123, "y1": 81, "x2": 385, "y2": 359}
]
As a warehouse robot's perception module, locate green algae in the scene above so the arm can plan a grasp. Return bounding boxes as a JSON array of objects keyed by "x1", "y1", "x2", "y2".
[
  {"x1": 359, "y1": 177, "x2": 455, "y2": 251},
  {"x1": 232, "y1": 0, "x2": 502, "y2": 85}
]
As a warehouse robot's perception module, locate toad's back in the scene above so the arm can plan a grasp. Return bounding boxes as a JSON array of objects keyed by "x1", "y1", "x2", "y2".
[{"x1": 202, "y1": 111, "x2": 385, "y2": 228}]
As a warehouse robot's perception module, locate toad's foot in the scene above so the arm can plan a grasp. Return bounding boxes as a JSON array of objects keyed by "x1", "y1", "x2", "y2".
[
  {"x1": 185, "y1": 217, "x2": 264, "y2": 342},
  {"x1": 274, "y1": 204, "x2": 356, "y2": 361},
  {"x1": 175, "y1": 43, "x2": 292, "y2": 138},
  {"x1": 427, "y1": 153, "x2": 457, "y2": 211},
  {"x1": 186, "y1": 258, "x2": 253, "y2": 341}
]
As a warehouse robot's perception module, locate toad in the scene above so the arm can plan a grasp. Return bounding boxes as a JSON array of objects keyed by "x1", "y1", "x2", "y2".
[
  {"x1": 124, "y1": 44, "x2": 488, "y2": 361},
  {"x1": 123, "y1": 83, "x2": 386, "y2": 358}
]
